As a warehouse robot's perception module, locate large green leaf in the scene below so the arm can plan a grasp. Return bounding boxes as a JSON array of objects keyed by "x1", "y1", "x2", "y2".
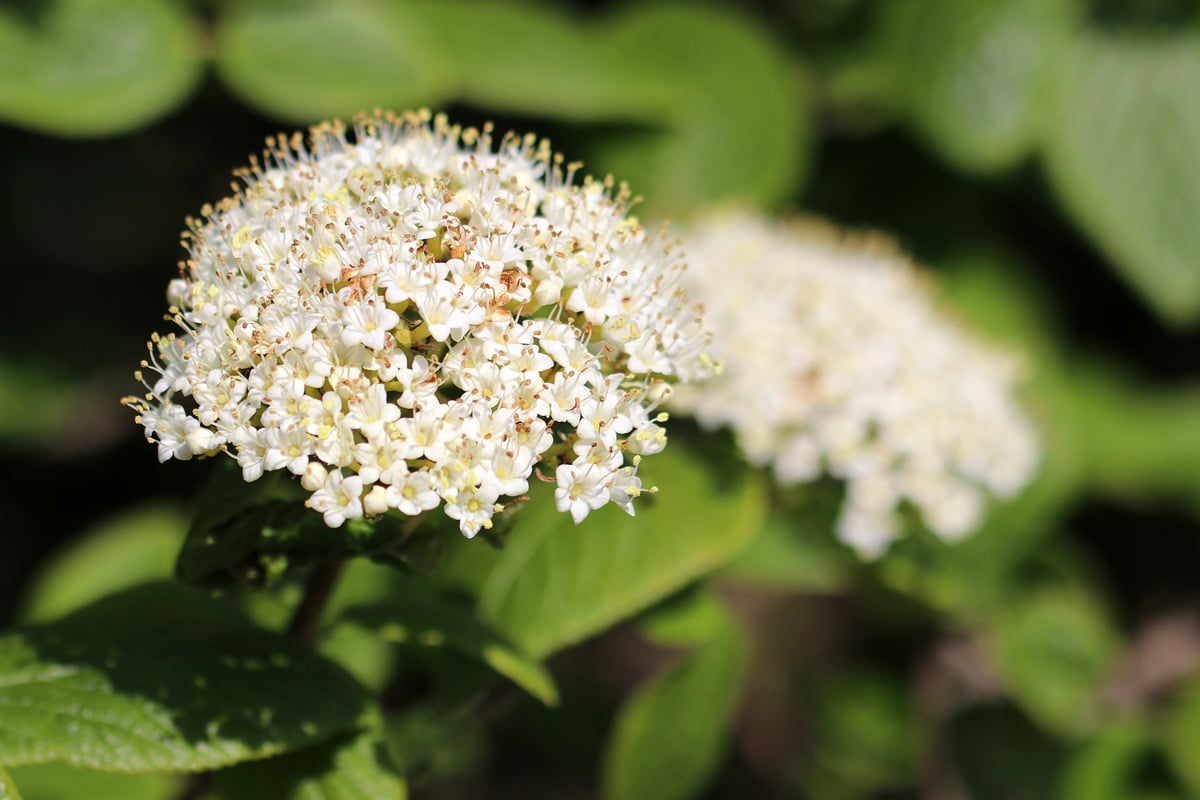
[
  {"x1": 214, "y1": 715, "x2": 406, "y2": 800},
  {"x1": 0, "y1": 0, "x2": 202, "y2": 136},
  {"x1": 1043, "y1": 28, "x2": 1200, "y2": 325},
  {"x1": 340, "y1": 594, "x2": 558, "y2": 706},
  {"x1": 0, "y1": 583, "x2": 368, "y2": 772},
  {"x1": 3, "y1": 763, "x2": 172, "y2": 800},
  {"x1": 879, "y1": 0, "x2": 1076, "y2": 173},
  {"x1": 600, "y1": 601, "x2": 745, "y2": 800},
  {"x1": 215, "y1": 0, "x2": 453, "y2": 123},
  {"x1": 477, "y1": 438, "x2": 767, "y2": 657},
  {"x1": 20, "y1": 503, "x2": 185, "y2": 624}
]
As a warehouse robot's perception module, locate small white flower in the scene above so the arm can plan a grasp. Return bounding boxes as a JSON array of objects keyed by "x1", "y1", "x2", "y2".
[
  {"x1": 671, "y1": 210, "x2": 1040, "y2": 556},
  {"x1": 126, "y1": 111, "x2": 714, "y2": 537}
]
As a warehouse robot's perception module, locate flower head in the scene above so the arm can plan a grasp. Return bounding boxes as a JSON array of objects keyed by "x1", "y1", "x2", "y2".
[
  {"x1": 671, "y1": 211, "x2": 1040, "y2": 557},
  {"x1": 126, "y1": 111, "x2": 712, "y2": 537}
]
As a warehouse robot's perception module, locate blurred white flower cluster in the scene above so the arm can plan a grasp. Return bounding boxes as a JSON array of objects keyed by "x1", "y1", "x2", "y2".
[
  {"x1": 126, "y1": 111, "x2": 712, "y2": 536},
  {"x1": 672, "y1": 211, "x2": 1039, "y2": 556}
]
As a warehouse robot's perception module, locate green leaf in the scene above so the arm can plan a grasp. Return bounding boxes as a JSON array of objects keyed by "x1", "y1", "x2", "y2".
[
  {"x1": 0, "y1": 583, "x2": 369, "y2": 772},
  {"x1": 1161, "y1": 674, "x2": 1200, "y2": 793},
  {"x1": 0, "y1": 766, "x2": 19, "y2": 800},
  {"x1": 214, "y1": 714, "x2": 406, "y2": 800},
  {"x1": 1060, "y1": 721, "x2": 1159, "y2": 800},
  {"x1": 588, "y1": 4, "x2": 809, "y2": 215},
  {"x1": 951, "y1": 704, "x2": 1065, "y2": 800},
  {"x1": 177, "y1": 461, "x2": 440, "y2": 588},
  {"x1": 988, "y1": 583, "x2": 1118, "y2": 736},
  {"x1": 4, "y1": 763, "x2": 172, "y2": 800},
  {"x1": 880, "y1": 0, "x2": 1076, "y2": 172},
  {"x1": 478, "y1": 438, "x2": 767, "y2": 657},
  {"x1": 721, "y1": 493, "x2": 852, "y2": 594},
  {"x1": 1042, "y1": 28, "x2": 1200, "y2": 325},
  {"x1": 636, "y1": 587, "x2": 729, "y2": 649},
  {"x1": 215, "y1": 0, "x2": 454, "y2": 123},
  {"x1": 600, "y1": 604, "x2": 745, "y2": 800},
  {"x1": 21, "y1": 503, "x2": 185, "y2": 624},
  {"x1": 801, "y1": 669, "x2": 917, "y2": 796},
  {"x1": 0, "y1": 0, "x2": 202, "y2": 136},
  {"x1": 340, "y1": 593, "x2": 558, "y2": 706}
]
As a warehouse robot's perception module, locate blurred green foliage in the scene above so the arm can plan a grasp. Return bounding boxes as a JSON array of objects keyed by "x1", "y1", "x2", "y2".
[{"x1": 2, "y1": 0, "x2": 1200, "y2": 798}]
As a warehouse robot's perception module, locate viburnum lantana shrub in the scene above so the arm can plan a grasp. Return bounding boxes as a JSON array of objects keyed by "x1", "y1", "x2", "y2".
[
  {"x1": 671, "y1": 210, "x2": 1040, "y2": 556},
  {"x1": 125, "y1": 110, "x2": 714, "y2": 538}
]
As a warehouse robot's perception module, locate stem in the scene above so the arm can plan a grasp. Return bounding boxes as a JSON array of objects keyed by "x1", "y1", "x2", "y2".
[{"x1": 286, "y1": 560, "x2": 346, "y2": 646}]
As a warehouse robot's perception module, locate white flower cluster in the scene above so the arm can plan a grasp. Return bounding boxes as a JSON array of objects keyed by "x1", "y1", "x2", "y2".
[
  {"x1": 126, "y1": 111, "x2": 712, "y2": 537},
  {"x1": 671, "y1": 211, "x2": 1039, "y2": 557}
]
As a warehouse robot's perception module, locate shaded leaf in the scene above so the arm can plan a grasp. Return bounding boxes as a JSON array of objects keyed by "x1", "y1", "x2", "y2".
[
  {"x1": 1060, "y1": 721, "x2": 1159, "y2": 800},
  {"x1": 21, "y1": 503, "x2": 185, "y2": 623},
  {"x1": 478, "y1": 438, "x2": 767, "y2": 657},
  {"x1": 177, "y1": 461, "x2": 440, "y2": 588},
  {"x1": 588, "y1": 4, "x2": 809, "y2": 215},
  {"x1": 0, "y1": 583, "x2": 368, "y2": 772},
  {"x1": 637, "y1": 587, "x2": 729, "y2": 649},
  {"x1": 601, "y1": 603, "x2": 745, "y2": 800},
  {"x1": 800, "y1": 669, "x2": 916, "y2": 796},
  {"x1": 215, "y1": 714, "x2": 406, "y2": 800},
  {"x1": 1161, "y1": 674, "x2": 1200, "y2": 793},
  {"x1": 952, "y1": 704, "x2": 1065, "y2": 800},
  {"x1": 721, "y1": 496, "x2": 852, "y2": 594},
  {"x1": 0, "y1": 0, "x2": 202, "y2": 136},
  {"x1": 1043, "y1": 28, "x2": 1200, "y2": 325},
  {"x1": 988, "y1": 583, "x2": 1118, "y2": 736},
  {"x1": 341, "y1": 593, "x2": 558, "y2": 706}
]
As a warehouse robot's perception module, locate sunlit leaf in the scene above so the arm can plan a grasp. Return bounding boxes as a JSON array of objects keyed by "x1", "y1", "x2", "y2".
[
  {"x1": 0, "y1": 767, "x2": 18, "y2": 800},
  {"x1": 4, "y1": 763, "x2": 172, "y2": 800},
  {"x1": 478, "y1": 438, "x2": 767, "y2": 657},
  {"x1": 601, "y1": 602, "x2": 745, "y2": 800},
  {"x1": 1043, "y1": 28, "x2": 1200, "y2": 325},
  {"x1": 21, "y1": 503, "x2": 185, "y2": 624},
  {"x1": 0, "y1": 0, "x2": 202, "y2": 136},
  {"x1": 0, "y1": 583, "x2": 368, "y2": 772}
]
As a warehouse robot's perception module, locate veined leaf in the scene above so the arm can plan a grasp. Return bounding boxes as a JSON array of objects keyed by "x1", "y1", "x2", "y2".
[
  {"x1": 0, "y1": 583, "x2": 368, "y2": 773},
  {"x1": 0, "y1": 0, "x2": 202, "y2": 136},
  {"x1": 478, "y1": 438, "x2": 767, "y2": 657}
]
